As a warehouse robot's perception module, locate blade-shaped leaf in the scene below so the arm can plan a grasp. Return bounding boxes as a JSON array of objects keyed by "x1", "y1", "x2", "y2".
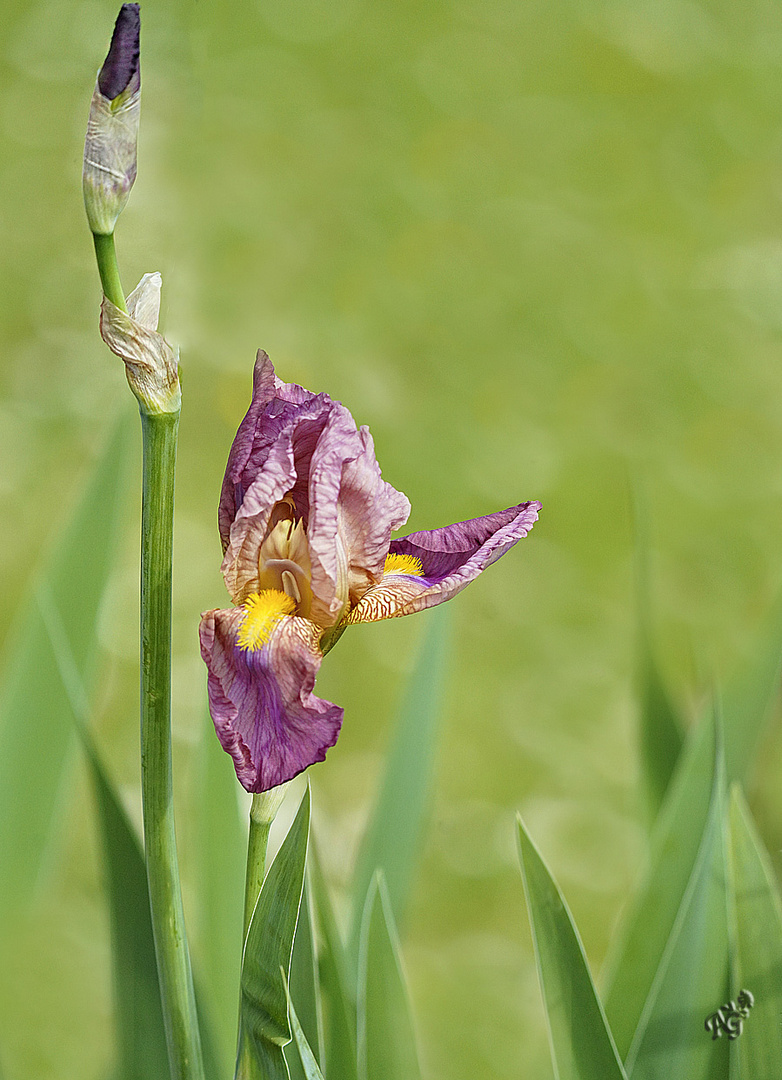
[
  {"x1": 37, "y1": 580, "x2": 223, "y2": 1080},
  {"x1": 0, "y1": 414, "x2": 132, "y2": 927},
  {"x1": 197, "y1": 708, "x2": 246, "y2": 1073},
  {"x1": 85, "y1": 732, "x2": 171, "y2": 1080},
  {"x1": 603, "y1": 713, "x2": 717, "y2": 1057},
  {"x1": 284, "y1": 974, "x2": 327, "y2": 1080},
  {"x1": 722, "y1": 597, "x2": 782, "y2": 784},
  {"x1": 517, "y1": 817, "x2": 627, "y2": 1080},
  {"x1": 357, "y1": 871, "x2": 422, "y2": 1080},
  {"x1": 350, "y1": 605, "x2": 450, "y2": 959},
  {"x1": 638, "y1": 646, "x2": 683, "y2": 827},
  {"x1": 633, "y1": 493, "x2": 684, "y2": 824},
  {"x1": 623, "y1": 740, "x2": 728, "y2": 1080},
  {"x1": 309, "y1": 837, "x2": 358, "y2": 1080},
  {"x1": 285, "y1": 877, "x2": 324, "y2": 1080},
  {"x1": 727, "y1": 786, "x2": 782, "y2": 1079},
  {"x1": 237, "y1": 786, "x2": 310, "y2": 1080}
]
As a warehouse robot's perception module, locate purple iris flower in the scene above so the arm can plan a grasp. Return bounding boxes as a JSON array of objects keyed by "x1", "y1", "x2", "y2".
[{"x1": 200, "y1": 352, "x2": 540, "y2": 792}]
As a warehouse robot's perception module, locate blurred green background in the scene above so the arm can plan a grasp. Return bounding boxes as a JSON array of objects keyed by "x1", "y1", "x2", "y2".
[{"x1": 3, "y1": 0, "x2": 782, "y2": 1077}]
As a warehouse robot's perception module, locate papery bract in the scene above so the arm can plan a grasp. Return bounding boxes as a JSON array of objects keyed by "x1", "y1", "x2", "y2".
[{"x1": 200, "y1": 352, "x2": 540, "y2": 792}]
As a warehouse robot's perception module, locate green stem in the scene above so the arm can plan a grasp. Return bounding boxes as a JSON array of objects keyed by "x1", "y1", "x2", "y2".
[
  {"x1": 141, "y1": 409, "x2": 205, "y2": 1080},
  {"x1": 93, "y1": 231, "x2": 128, "y2": 312},
  {"x1": 243, "y1": 787, "x2": 288, "y2": 939}
]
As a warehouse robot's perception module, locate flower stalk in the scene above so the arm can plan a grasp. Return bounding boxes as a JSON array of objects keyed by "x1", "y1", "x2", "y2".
[
  {"x1": 140, "y1": 408, "x2": 205, "y2": 1080},
  {"x1": 93, "y1": 231, "x2": 127, "y2": 313},
  {"x1": 242, "y1": 786, "x2": 288, "y2": 938},
  {"x1": 85, "y1": 8, "x2": 204, "y2": 1079}
]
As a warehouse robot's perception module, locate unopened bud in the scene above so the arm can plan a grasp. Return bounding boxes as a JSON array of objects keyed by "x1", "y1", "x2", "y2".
[{"x1": 83, "y1": 5, "x2": 141, "y2": 236}]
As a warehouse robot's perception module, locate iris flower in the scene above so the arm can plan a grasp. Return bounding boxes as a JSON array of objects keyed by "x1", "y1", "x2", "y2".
[{"x1": 200, "y1": 353, "x2": 540, "y2": 792}]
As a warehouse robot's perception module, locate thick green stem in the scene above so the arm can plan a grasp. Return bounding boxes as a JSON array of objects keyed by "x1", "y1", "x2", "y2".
[
  {"x1": 141, "y1": 410, "x2": 205, "y2": 1080},
  {"x1": 92, "y1": 231, "x2": 127, "y2": 312},
  {"x1": 242, "y1": 786, "x2": 288, "y2": 939}
]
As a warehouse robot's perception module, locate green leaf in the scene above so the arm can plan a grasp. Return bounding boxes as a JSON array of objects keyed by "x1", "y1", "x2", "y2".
[
  {"x1": 350, "y1": 604, "x2": 450, "y2": 958},
  {"x1": 36, "y1": 584, "x2": 222, "y2": 1080},
  {"x1": 285, "y1": 877, "x2": 324, "y2": 1080},
  {"x1": 237, "y1": 786, "x2": 310, "y2": 1080},
  {"x1": 284, "y1": 974, "x2": 327, "y2": 1080},
  {"x1": 84, "y1": 732, "x2": 171, "y2": 1080},
  {"x1": 516, "y1": 818, "x2": 627, "y2": 1080},
  {"x1": 638, "y1": 646, "x2": 683, "y2": 827},
  {"x1": 0, "y1": 415, "x2": 132, "y2": 927},
  {"x1": 633, "y1": 495, "x2": 684, "y2": 824},
  {"x1": 357, "y1": 871, "x2": 422, "y2": 1080},
  {"x1": 727, "y1": 786, "x2": 782, "y2": 1079},
  {"x1": 308, "y1": 838, "x2": 358, "y2": 1080},
  {"x1": 196, "y1": 708, "x2": 246, "y2": 1074},
  {"x1": 623, "y1": 736, "x2": 729, "y2": 1080},
  {"x1": 46, "y1": 600, "x2": 223, "y2": 1080},
  {"x1": 722, "y1": 598, "x2": 782, "y2": 784},
  {"x1": 604, "y1": 713, "x2": 718, "y2": 1058}
]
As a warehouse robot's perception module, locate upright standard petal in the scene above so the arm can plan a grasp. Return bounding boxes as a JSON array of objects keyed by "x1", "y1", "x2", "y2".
[
  {"x1": 218, "y1": 351, "x2": 324, "y2": 549},
  {"x1": 305, "y1": 411, "x2": 410, "y2": 625},
  {"x1": 199, "y1": 607, "x2": 343, "y2": 792},
  {"x1": 218, "y1": 350, "x2": 410, "y2": 620},
  {"x1": 348, "y1": 501, "x2": 541, "y2": 623}
]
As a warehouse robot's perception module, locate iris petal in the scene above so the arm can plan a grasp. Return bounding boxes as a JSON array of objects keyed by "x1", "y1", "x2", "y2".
[
  {"x1": 218, "y1": 351, "x2": 409, "y2": 620},
  {"x1": 199, "y1": 607, "x2": 343, "y2": 792},
  {"x1": 348, "y1": 501, "x2": 541, "y2": 623}
]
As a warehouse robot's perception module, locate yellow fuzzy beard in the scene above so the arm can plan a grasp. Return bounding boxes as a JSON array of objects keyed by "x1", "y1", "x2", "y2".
[
  {"x1": 383, "y1": 552, "x2": 424, "y2": 577},
  {"x1": 237, "y1": 589, "x2": 296, "y2": 651}
]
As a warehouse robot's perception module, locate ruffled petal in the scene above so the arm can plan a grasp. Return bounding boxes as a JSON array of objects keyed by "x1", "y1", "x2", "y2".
[
  {"x1": 218, "y1": 351, "x2": 330, "y2": 548},
  {"x1": 348, "y1": 501, "x2": 541, "y2": 623},
  {"x1": 219, "y1": 351, "x2": 338, "y2": 601},
  {"x1": 306, "y1": 413, "x2": 410, "y2": 625},
  {"x1": 219, "y1": 350, "x2": 409, "y2": 618},
  {"x1": 199, "y1": 607, "x2": 343, "y2": 793}
]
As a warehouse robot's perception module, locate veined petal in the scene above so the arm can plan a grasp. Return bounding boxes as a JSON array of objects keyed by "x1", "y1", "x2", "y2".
[
  {"x1": 348, "y1": 501, "x2": 541, "y2": 623},
  {"x1": 219, "y1": 350, "x2": 410, "y2": 619},
  {"x1": 219, "y1": 352, "x2": 337, "y2": 601},
  {"x1": 307, "y1": 414, "x2": 410, "y2": 625},
  {"x1": 218, "y1": 351, "x2": 328, "y2": 549},
  {"x1": 199, "y1": 607, "x2": 343, "y2": 793}
]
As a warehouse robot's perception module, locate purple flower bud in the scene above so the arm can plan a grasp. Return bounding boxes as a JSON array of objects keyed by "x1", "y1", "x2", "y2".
[
  {"x1": 83, "y1": 5, "x2": 141, "y2": 235},
  {"x1": 98, "y1": 4, "x2": 140, "y2": 101}
]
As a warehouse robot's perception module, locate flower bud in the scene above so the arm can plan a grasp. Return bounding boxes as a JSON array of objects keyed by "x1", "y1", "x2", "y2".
[{"x1": 83, "y1": 5, "x2": 141, "y2": 236}]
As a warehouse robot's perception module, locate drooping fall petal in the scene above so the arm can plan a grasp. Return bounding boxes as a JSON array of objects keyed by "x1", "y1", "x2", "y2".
[
  {"x1": 199, "y1": 607, "x2": 344, "y2": 792},
  {"x1": 348, "y1": 501, "x2": 541, "y2": 623}
]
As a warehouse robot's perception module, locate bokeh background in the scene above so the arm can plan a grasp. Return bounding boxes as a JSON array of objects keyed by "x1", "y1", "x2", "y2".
[{"x1": 3, "y1": 0, "x2": 782, "y2": 1077}]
